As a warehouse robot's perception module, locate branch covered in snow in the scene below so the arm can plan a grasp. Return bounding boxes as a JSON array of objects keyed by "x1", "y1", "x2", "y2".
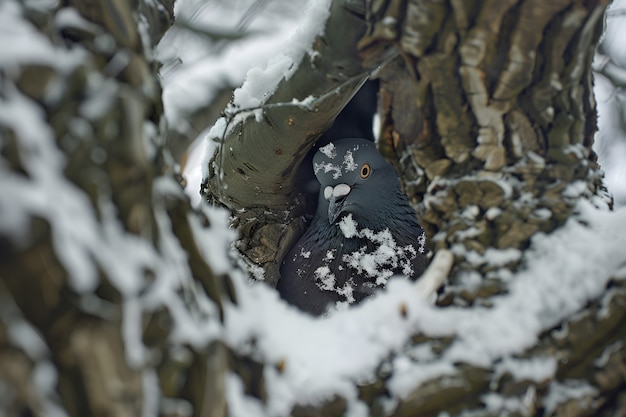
[
  {"x1": 2, "y1": 1, "x2": 626, "y2": 417},
  {"x1": 0, "y1": 1, "x2": 234, "y2": 415},
  {"x1": 201, "y1": 0, "x2": 380, "y2": 285}
]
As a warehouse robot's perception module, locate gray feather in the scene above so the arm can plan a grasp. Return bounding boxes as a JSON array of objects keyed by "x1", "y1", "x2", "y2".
[{"x1": 277, "y1": 138, "x2": 427, "y2": 315}]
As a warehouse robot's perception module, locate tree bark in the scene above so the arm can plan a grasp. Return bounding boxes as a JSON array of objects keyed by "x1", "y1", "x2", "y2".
[
  {"x1": 364, "y1": 0, "x2": 609, "y2": 268},
  {"x1": 0, "y1": 0, "x2": 230, "y2": 416},
  {"x1": 1, "y1": 0, "x2": 625, "y2": 417}
]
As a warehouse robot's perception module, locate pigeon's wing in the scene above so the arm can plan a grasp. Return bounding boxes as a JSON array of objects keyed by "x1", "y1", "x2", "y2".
[{"x1": 277, "y1": 242, "x2": 341, "y2": 316}]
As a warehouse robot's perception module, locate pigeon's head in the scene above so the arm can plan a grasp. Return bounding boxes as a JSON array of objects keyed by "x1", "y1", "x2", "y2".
[{"x1": 312, "y1": 138, "x2": 401, "y2": 226}]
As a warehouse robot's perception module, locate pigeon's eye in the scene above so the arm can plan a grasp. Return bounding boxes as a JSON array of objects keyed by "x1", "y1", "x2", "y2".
[{"x1": 359, "y1": 163, "x2": 371, "y2": 179}]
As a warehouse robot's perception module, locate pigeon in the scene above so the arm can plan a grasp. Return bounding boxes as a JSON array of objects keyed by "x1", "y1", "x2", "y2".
[{"x1": 277, "y1": 138, "x2": 427, "y2": 315}]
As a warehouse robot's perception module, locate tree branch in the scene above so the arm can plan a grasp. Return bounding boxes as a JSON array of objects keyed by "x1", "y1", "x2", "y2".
[{"x1": 202, "y1": 0, "x2": 378, "y2": 285}]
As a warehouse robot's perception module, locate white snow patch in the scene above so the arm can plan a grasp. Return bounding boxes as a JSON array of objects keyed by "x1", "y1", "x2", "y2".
[
  {"x1": 157, "y1": 0, "x2": 324, "y2": 131},
  {"x1": 248, "y1": 263, "x2": 266, "y2": 281},
  {"x1": 226, "y1": 373, "x2": 266, "y2": 416},
  {"x1": 314, "y1": 143, "x2": 365, "y2": 179},
  {"x1": 417, "y1": 232, "x2": 427, "y2": 254},
  {"x1": 563, "y1": 180, "x2": 589, "y2": 199},
  {"x1": 199, "y1": 117, "x2": 227, "y2": 182},
  {"x1": 231, "y1": 0, "x2": 331, "y2": 109},
  {"x1": 485, "y1": 207, "x2": 502, "y2": 220},
  {"x1": 451, "y1": 245, "x2": 522, "y2": 267},
  {"x1": 343, "y1": 150, "x2": 358, "y2": 172},
  {"x1": 314, "y1": 160, "x2": 344, "y2": 179},
  {"x1": 221, "y1": 202, "x2": 626, "y2": 411},
  {"x1": 338, "y1": 213, "x2": 358, "y2": 238},
  {"x1": 543, "y1": 380, "x2": 597, "y2": 415},
  {"x1": 8, "y1": 319, "x2": 48, "y2": 359},
  {"x1": 388, "y1": 358, "x2": 457, "y2": 397},
  {"x1": 319, "y1": 142, "x2": 337, "y2": 159},
  {"x1": 495, "y1": 356, "x2": 557, "y2": 382},
  {"x1": 593, "y1": 340, "x2": 623, "y2": 368},
  {"x1": 482, "y1": 393, "x2": 528, "y2": 415},
  {"x1": 314, "y1": 266, "x2": 336, "y2": 292},
  {"x1": 55, "y1": 7, "x2": 102, "y2": 35},
  {"x1": 183, "y1": 136, "x2": 210, "y2": 206},
  {"x1": 187, "y1": 203, "x2": 238, "y2": 275},
  {"x1": 340, "y1": 217, "x2": 419, "y2": 284},
  {"x1": 0, "y1": 0, "x2": 84, "y2": 70}
]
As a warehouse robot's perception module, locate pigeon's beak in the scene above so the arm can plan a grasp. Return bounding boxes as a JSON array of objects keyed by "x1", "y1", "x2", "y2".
[{"x1": 325, "y1": 184, "x2": 351, "y2": 224}]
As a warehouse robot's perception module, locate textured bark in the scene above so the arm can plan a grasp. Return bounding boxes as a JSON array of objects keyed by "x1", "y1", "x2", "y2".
[
  {"x1": 1, "y1": 1, "x2": 625, "y2": 417},
  {"x1": 363, "y1": 0, "x2": 611, "y2": 291},
  {"x1": 353, "y1": 0, "x2": 624, "y2": 415},
  {"x1": 0, "y1": 1, "x2": 228, "y2": 416}
]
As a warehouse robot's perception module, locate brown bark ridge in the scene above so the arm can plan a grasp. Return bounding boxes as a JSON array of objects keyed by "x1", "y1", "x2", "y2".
[
  {"x1": 341, "y1": 0, "x2": 625, "y2": 415},
  {"x1": 360, "y1": 0, "x2": 612, "y2": 299},
  {"x1": 0, "y1": 1, "x2": 230, "y2": 416}
]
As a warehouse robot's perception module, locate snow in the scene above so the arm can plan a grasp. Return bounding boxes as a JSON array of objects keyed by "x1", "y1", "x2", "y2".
[
  {"x1": 319, "y1": 142, "x2": 337, "y2": 159},
  {"x1": 0, "y1": 287, "x2": 66, "y2": 417},
  {"x1": 231, "y1": 0, "x2": 330, "y2": 109},
  {"x1": 157, "y1": 2, "x2": 626, "y2": 395},
  {"x1": 3, "y1": 0, "x2": 626, "y2": 415},
  {"x1": 142, "y1": 370, "x2": 161, "y2": 417},
  {"x1": 543, "y1": 380, "x2": 597, "y2": 415},
  {"x1": 0, "y1": 0, "x2": 231, "y2": 373},
  {"x1": 157, "y1": 0, "x2": 330, "y2": 134},
  {"x1": 593, "y1": 340, "x2": 623, "y2": 367},
  {"x1": 79, "y1": 76, "x2": 118, "y2": 120},
  {"x1": 0, "y1": 84, "x2": 100, "y2": 293},
  {"x1": 227, "y1": 373, "x2": 266, "y2": 416},
  {"x1": 494, "y1": 356, "x2": 557, "y2": 383},
  {"x1": 315, "y1": 160, "x2": 344, "y2": 180},
  {"x1": 451, "y1": 245, "x2": 522, "y2": 267},
  {"x1": 54, "y1": 7, "x2": 101, "y2": 34},
  {"x1": 388, "y1": 359, "x2": 457, "y2": 397},
  {"x1": 563, "y1": 180, "x2": 589, "y2": 199},
  {"x1": 314, "y1": 143, "x2": 362, "y2": 180},
  {"x1": 338, "y1": 213, "x2": 358, "y2": 238},
  {"x1": 6, "y1": 312, "x2": 48, "y2": 359},
  {"x1": 594, "y1": 0, "x2": 626, "y2": 207},
  {"x1": 335, "y1": 214, "x2": 421, "y2": 288},
  {"x1": 482, "y1": 391, "x2": 532, "y2": 415},
  {"x1": 188, "y1": 202, "x2": 238, "y2": 275},
  {"x1": 343, "y1": 150, "x2": 358, "y2": 172},
  {"x1": 314, "y1": 266, "x2": 336, "y2": 291},
  {"x1": 33, "y1": 362, "x2": 65, "y2": 416},
  {"x1": 0, "y1": 1, "x2": 84, "y2": 70},
  {"x1": 220, "y1": 202, "x2": 626, "y2": 414}
]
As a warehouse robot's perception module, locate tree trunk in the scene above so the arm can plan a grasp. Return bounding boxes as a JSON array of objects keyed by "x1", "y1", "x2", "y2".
[
  {"x1": 366, "y1": 0, "x2": 610, "y2": 278},
  {"x1": 0, "y1": 0, "x2": 231, "y2": 416},
  {"x1": 1, "y1": 0, "x2": 625, "y2": 417}
]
